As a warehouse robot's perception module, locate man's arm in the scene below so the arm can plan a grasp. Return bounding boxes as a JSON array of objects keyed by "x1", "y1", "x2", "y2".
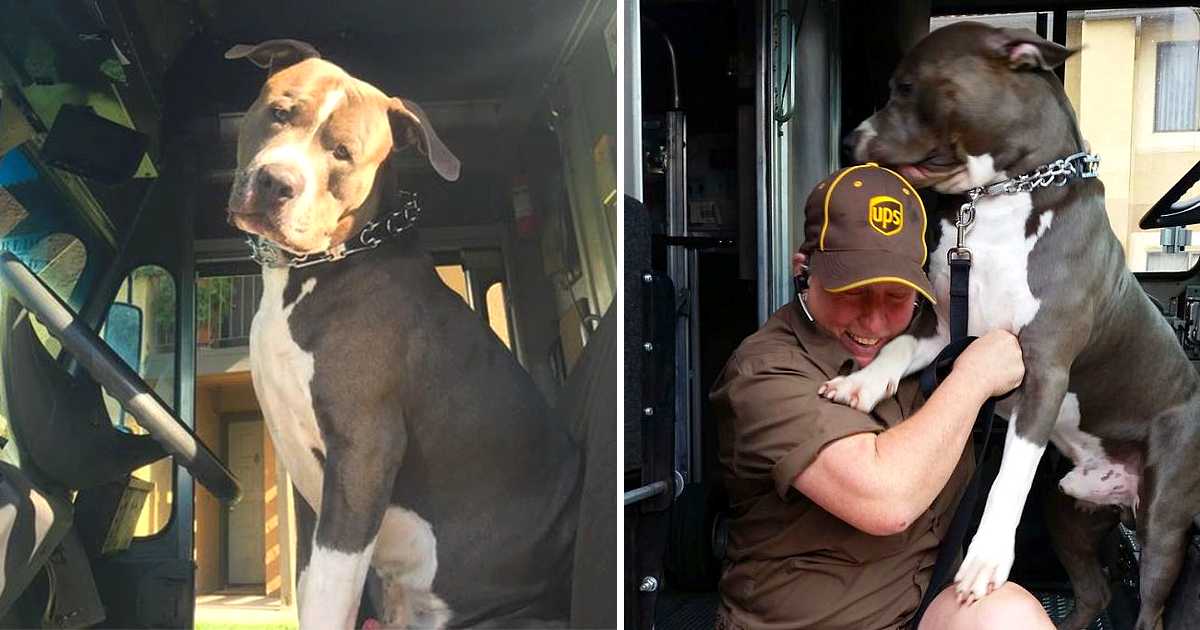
[{"x1": 793, "y1": 330, "x2": 1023, "y2": 536}]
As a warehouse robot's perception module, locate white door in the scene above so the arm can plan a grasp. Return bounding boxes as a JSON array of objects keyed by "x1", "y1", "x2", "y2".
[{"x1": 227, "y1": 420, "x2": 265, "y2": 585}]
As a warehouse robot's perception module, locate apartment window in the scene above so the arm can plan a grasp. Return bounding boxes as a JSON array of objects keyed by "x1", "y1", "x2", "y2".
[{"x1": 1154, "y1": 40, "x2": 1200, "y2": 132}]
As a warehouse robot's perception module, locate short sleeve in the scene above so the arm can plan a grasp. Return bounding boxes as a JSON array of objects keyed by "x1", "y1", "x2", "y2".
[{"x1": 715, "y1": 351, "x2": 885, "y2": 499}]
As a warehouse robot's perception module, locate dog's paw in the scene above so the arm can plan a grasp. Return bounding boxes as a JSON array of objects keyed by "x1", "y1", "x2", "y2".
[
  {"x1": 382, "y1": 587, "x2": 450, "y2": 629},
  {"x1": 408, "y1": 591, "x2": 451, "y2": 629},
  {"x1": 953, "y1": 533, "x2": 1015, "y2": 606},
  {"x1": 818, "y1": 373, "x2": 896, "y2": 412}
]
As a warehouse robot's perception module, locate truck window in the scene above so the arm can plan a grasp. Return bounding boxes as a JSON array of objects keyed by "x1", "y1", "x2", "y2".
[
  {"x1": 0, "y1": 149, "x2": 92, "y2": 442},
  {"x1": 101, "y1": 264, "x2": 177, "y2": 537}
]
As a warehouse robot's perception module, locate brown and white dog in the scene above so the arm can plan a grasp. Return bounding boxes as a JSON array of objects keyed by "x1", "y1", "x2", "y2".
[
  {"x1": 836, "y1": 22, "x2": 1200, "y2": 630},
  {"x1": 224, "y1": 40, "x2": 580, "y2": 629}
]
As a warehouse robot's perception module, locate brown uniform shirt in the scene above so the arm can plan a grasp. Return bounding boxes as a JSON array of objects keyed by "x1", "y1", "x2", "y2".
[{"x1": 710, "y1": 301, "x2": 973, "y2": 630}]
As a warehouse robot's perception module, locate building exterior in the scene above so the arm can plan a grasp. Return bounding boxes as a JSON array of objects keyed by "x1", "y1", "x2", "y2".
[{"x1": 936, "y1": 7, "x2": 1200, "y2": 272}]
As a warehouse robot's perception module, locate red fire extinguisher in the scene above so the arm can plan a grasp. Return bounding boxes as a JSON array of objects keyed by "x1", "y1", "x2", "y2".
[{"x1": 512, "y1": 174, "x2": 540, "y2": 238}]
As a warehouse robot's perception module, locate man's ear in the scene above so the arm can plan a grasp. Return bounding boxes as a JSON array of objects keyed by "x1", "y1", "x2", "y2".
[
  {"x1": 388, "y1": 97, "x2": 461, "y2": 182},
  {"x1": 224, "y1": 39, "x2": 321, "y2": 75},
  {"x1": 988, "y1": 27, "x2": 1078, "y2": 71}
]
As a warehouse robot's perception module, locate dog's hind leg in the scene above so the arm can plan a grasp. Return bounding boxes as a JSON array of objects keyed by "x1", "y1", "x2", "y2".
[
  {"x1": 1134, "y1": 487, "x2": 1190, "y2": 630},
  {"x1": 1043, "y1": 484, "x2": 1120, "y2": 630},
  {"x1": 1133, "y1": 411, "x2": 1200, "y2": 630},
  {"x1": 373, "y1": 507, "x2": 450, "y2": 628}
]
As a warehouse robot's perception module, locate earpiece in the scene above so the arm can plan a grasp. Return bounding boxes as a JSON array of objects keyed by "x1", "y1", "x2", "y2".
[{"x1": 794, "y1": 264, "x2": 815, "y2": 321}]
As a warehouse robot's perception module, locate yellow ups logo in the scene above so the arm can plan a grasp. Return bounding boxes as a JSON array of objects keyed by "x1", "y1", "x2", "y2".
[{"x1": 869, "y1": 196, "x2": 904, "y2": 236}]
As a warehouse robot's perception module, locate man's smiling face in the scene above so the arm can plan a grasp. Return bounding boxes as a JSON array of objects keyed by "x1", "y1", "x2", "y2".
[{"x1": 806, "y1": 275, "x2": 916, "y2": 367}]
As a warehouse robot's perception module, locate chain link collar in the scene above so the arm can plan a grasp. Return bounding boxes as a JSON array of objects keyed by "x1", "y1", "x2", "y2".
[
  {"x1": 948, "y1": 152, "x2": 1100, "y2": 263},
  {"x1": 969, "y1": 152, "x2": 1100, "y2": 199},
  {"x1": 248, "y1": 191, "x2": 421, "y2": 269}
]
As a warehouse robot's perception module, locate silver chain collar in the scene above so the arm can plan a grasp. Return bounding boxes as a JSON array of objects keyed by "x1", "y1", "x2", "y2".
[
  {"x1": 248, "y1": 191, "x2": 422, "y2": 269},
  {"x1": 948, "y1": 152, "x2": 1100, "y2": 263}
]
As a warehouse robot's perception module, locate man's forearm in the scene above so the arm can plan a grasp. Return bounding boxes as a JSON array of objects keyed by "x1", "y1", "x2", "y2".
[{"x1": 870, "y1": 370, "x2": 992, "y2": 527}]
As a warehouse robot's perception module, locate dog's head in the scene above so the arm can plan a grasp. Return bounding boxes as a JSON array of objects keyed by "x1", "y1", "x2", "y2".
[
  {"x1": 847, "y1": 22, "x2": 1079, "y2": 194},
  {"x1": 224, "y1": 39, "x2": 460, "y2": 255}
]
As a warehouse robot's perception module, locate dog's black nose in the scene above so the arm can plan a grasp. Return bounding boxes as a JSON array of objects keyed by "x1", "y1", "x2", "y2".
[{"x1": 256, "y1": 164, "x2": 302, "y2": 203}]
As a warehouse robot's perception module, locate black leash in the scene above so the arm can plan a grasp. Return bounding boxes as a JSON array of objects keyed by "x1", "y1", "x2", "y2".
[{"x1": 910, "y1": 252, "x2": 1003, "y2": 627}]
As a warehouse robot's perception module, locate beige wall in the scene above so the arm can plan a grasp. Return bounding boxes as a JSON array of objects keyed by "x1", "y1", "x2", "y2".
[
  {"x1": 1076, "y1": 18, "x2": 1138, "y2": 254},
  {"x1": 1128, "y1": 14, "x2": 1200, "y2": 268}
]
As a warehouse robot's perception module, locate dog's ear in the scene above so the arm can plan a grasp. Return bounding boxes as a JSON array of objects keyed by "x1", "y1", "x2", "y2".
[
  {"x1": 388, "y1": 98, "x2": 461, "y2": 182},
  {"x1": 990, "y1": 28, "x2": 1078, "y2": 71},
  {"x1": 224, "y1": 39, "x2": 321, "y2": 75}
]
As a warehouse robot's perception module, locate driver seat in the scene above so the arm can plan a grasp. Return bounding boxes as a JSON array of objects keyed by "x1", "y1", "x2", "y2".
[
  {"x1": 0, "y1": 298, "x2": 163, "y2": 625},
  {"x1": 0, "y1": 456, "x2": 73, "y2": 623},
  {"x1": 563, "y1": 304, "x2": 617, "y2": 627}
]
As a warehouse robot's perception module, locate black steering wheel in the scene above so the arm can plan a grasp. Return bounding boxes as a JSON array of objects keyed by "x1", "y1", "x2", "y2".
[{"x1": 0, "y1": 252, "x2": 241, "y2": 504}]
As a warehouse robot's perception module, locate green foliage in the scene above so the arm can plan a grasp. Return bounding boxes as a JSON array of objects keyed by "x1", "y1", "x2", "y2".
[{"x1": 196, "y1": 277, "x2": 233, "y2": 322}]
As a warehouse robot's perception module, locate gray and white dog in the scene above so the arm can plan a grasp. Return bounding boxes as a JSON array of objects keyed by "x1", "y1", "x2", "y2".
[
  {"x1": 225, "y1": 39, "x2": 579, "y2": 630},
  {"x1": 835, "y1": 22, "x2": 1200, "y2": 630}
]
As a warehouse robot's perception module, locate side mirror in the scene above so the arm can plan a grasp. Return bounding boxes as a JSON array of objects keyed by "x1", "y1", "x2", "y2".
[{"x1": 104, "y1": 303, "x2": 143, "y2": 374}]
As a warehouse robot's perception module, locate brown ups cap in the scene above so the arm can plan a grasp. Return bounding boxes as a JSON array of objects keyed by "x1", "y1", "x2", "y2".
[{"x1": 801, "y1": 163, "x2": 936, "y2": 304}]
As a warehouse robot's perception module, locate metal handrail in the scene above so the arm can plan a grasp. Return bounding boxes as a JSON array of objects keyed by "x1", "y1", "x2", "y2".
[{"x1": 624, "y1": 481, "x2": 670, "y2": 506}]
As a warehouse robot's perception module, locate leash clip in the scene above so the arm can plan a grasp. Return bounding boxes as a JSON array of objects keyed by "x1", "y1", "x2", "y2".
[{"x1": 949, "y1": 191, "x2": 979, "y2": 262}]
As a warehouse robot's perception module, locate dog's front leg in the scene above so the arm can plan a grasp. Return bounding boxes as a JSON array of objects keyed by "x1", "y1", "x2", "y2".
[
  {"x1": 954, "y1": 364, "x2": 1067, "y2": 604},
  {"x1": 820, "y1": 331, "x2": 947, "y2": 412},
  {"x1": 294, "y1": 488, "x2": 317, "y2": 623},
  {"x1": 298, "y1": 436, "x2": 403, "y2": 630},
  {"x1": 821, "y1": 305, "x2": 946, "y2": 412}
]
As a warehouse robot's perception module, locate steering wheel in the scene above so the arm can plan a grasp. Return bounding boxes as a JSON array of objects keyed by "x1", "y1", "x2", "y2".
[{"x1": 0, "y1": 252, "x2": 241, "y2": 504}]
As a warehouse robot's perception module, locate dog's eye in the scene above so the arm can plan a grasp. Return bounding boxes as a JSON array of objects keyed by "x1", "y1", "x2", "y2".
[
  {"x1": 894, "y1": 81, "x2": 915, "y2": 98},
  {"x1": 333, "y1": 144, "x2": 352, "y2": 162},
  {"x1": 270, "y1": 106, "x2": 290, "y2": 124}
]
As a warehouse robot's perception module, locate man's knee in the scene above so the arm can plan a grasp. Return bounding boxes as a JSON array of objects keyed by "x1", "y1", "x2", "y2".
[
  {"x1": 920, "y1": 583, "x2": 1054, "y2": 630},
  {"x1": 973, "y1": 584, "x2": 1053, "y2": 629}
]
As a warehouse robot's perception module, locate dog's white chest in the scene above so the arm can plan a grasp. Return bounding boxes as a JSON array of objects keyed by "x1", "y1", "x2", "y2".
[
  {"x1": 248, "y1": 267, "x2": 326, "y2": 510},
  {"x1": 928, "y1": 192, "x2": 1051, "y2": 335}
]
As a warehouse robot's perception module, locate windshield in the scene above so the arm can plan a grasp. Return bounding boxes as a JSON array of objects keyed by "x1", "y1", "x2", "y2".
[{"x1": 0, "y1": 147, "x2": 108, "y2": 444}]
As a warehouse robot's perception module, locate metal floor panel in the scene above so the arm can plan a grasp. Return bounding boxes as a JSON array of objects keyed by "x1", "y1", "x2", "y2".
[
  {"x1": 1037, "y1": 590, "x2": 1113, "y2": 630},
  {"x1": 655, "y1": 590, "x2": 718, "y2": 630}
]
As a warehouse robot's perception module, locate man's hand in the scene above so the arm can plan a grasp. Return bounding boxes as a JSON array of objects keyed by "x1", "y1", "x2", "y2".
[{"x1": 953, "y1": 329, "x2": 1025, "y2": 399}]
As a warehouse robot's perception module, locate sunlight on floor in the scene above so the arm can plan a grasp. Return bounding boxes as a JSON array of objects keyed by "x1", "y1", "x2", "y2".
[{"x1": 195, "y1": 592, "x2": 298, "y2": 630}]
